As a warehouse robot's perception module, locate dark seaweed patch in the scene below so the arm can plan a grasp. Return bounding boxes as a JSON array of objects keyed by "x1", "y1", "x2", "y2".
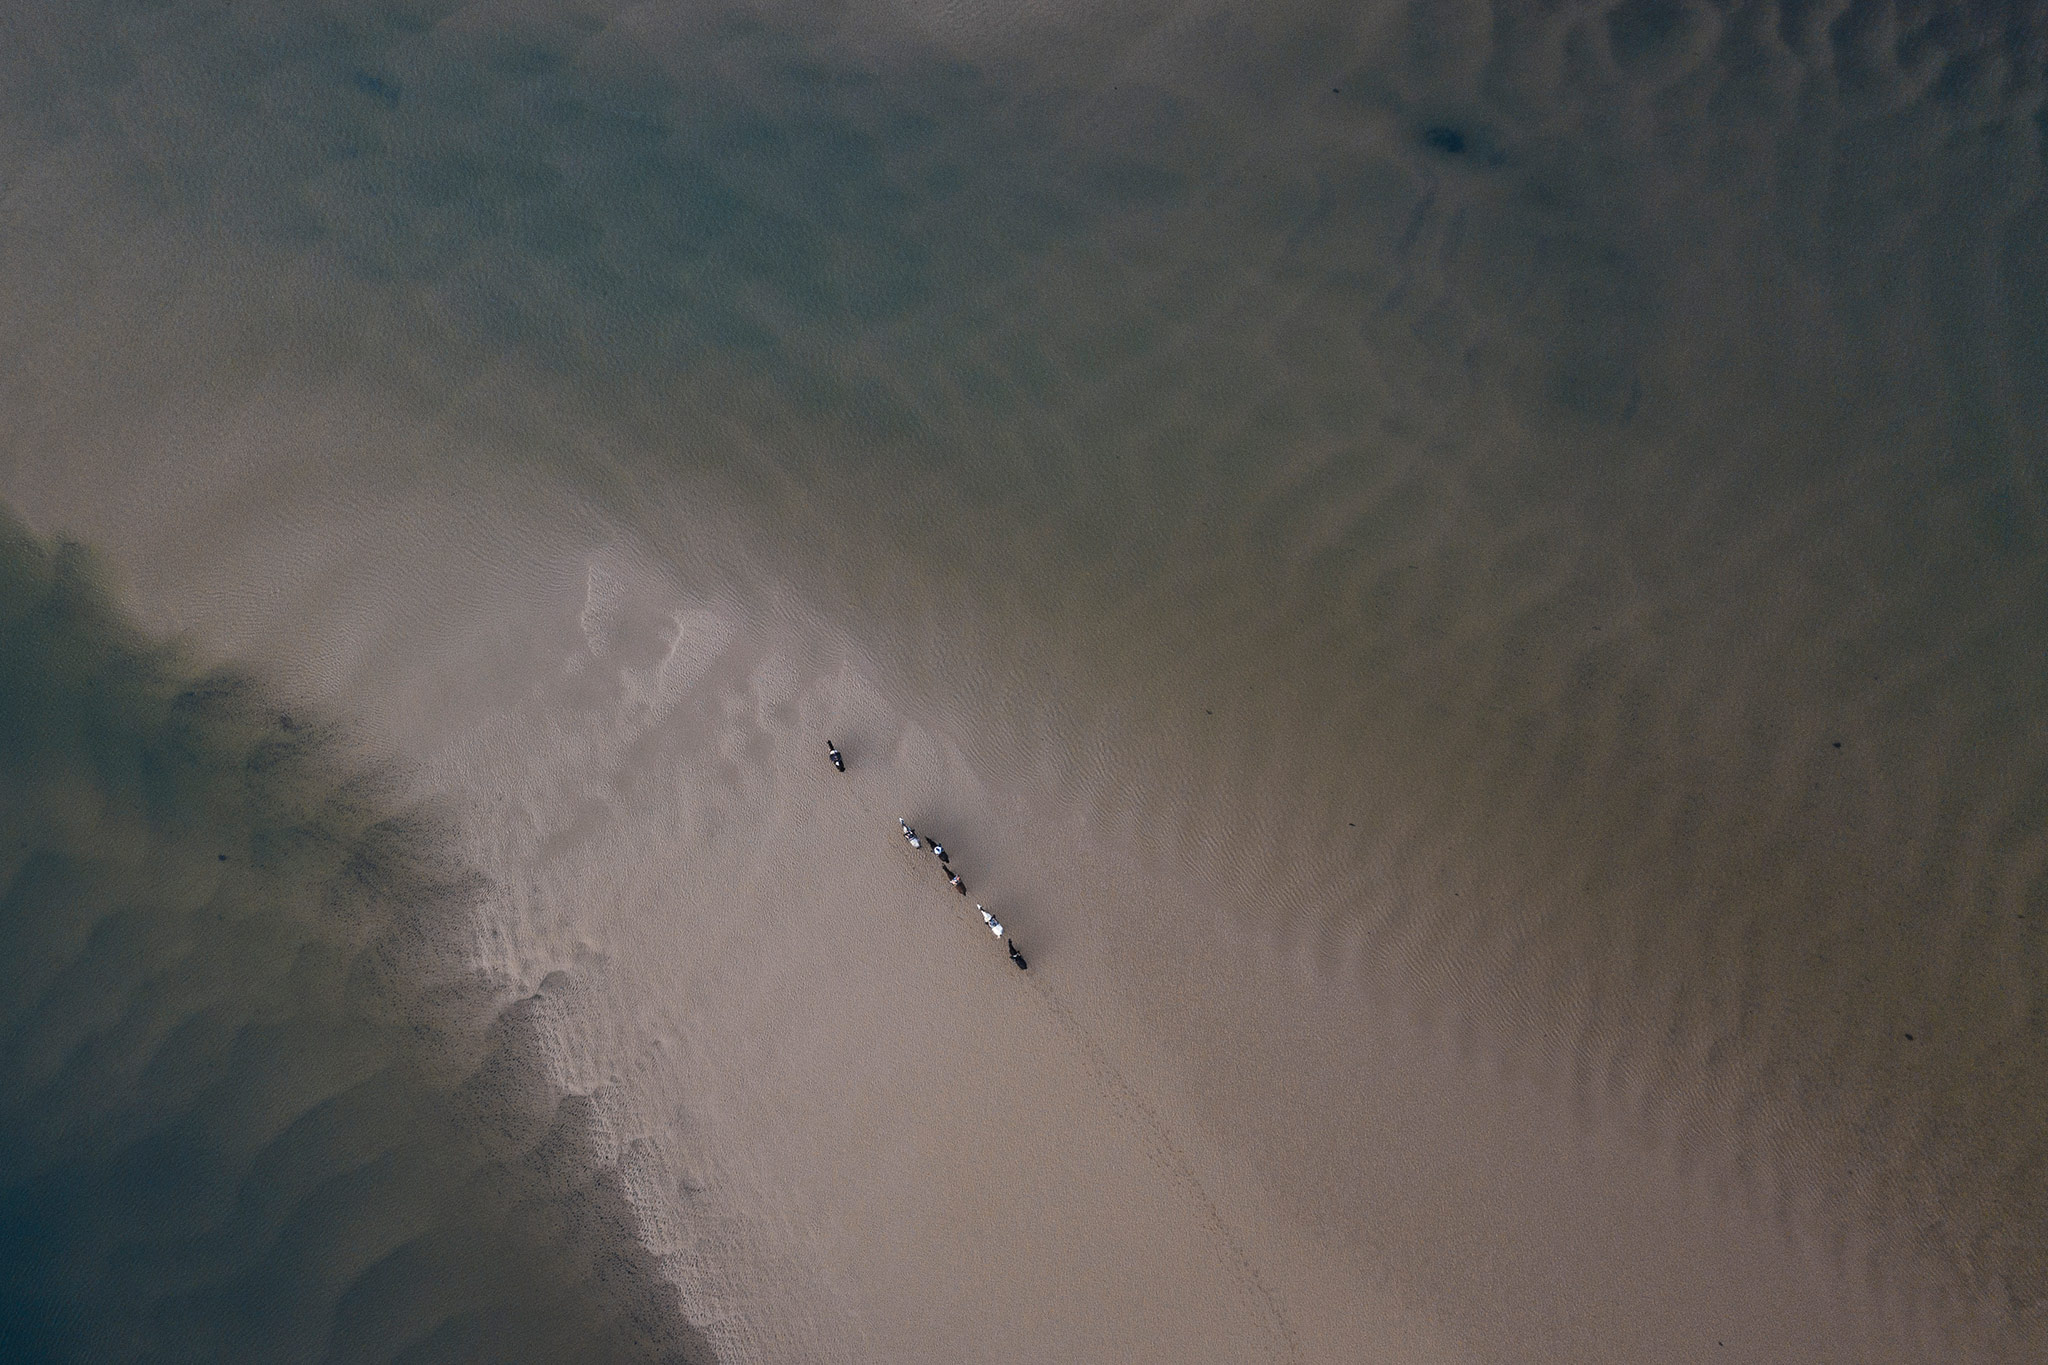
[{"x1": 1422, "y1": 125, "x2": 1467, "y2": 156}]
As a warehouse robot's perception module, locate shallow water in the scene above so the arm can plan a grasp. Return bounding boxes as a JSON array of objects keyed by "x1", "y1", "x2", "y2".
[
  {"x1": 0, "y1": 519, "x2": 712, "y2": 1363},
  {"x1": 2, "y1": 0, "x2": 2044, "y2": 1360}
]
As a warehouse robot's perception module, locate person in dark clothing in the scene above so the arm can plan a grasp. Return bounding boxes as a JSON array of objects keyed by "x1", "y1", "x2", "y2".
[
  {"x1": 828, "y1": 741, "x2": 844, "y2": 772},
  {"x1": 1008, "y1": 940, "x2": 1028, "y2": 970}
]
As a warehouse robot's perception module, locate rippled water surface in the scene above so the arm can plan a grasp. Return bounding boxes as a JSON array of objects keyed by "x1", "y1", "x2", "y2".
[{"x1": 2, "y1": 1, "x2": 2043, "y2": 1360}]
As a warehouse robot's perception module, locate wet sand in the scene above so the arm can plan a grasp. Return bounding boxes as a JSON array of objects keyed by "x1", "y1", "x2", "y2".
[{"x1": 4, "y1": 392, "x2": 2028, "y2": 1358}]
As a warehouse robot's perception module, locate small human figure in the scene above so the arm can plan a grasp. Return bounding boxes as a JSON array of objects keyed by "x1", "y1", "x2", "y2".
[
  {"x1": 1008, "y1": 940, "x2": 1027, "y2": 970},
  {"x1": 931, "y1": 842, "x2": 948, "y2": 863},
  {"x1": 980, "y1": 907, "x2": 1004, "y2": 937},
  {"x1": 828, "y1": 741, "x2": 844, "y2": 772},
  {"x1": 899, "y1": 818, "x2": 921, "y2": 849},
  {"x1": 949, "y1": 870, "x2": 966, "y2": 893}
]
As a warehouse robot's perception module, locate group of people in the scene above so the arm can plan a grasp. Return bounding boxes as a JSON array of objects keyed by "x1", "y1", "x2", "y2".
[
  {"x1": 822, "y1": 738, "x2": 1025, "y2": 971},
  {"x1": 894, "y1": 816, "x2": 1025, "y2": 969}
]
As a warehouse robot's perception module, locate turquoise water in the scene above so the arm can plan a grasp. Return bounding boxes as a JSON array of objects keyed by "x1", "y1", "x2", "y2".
[{"x1": 2, "y1": 0, "x2": 2045, "y2": 1358}]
